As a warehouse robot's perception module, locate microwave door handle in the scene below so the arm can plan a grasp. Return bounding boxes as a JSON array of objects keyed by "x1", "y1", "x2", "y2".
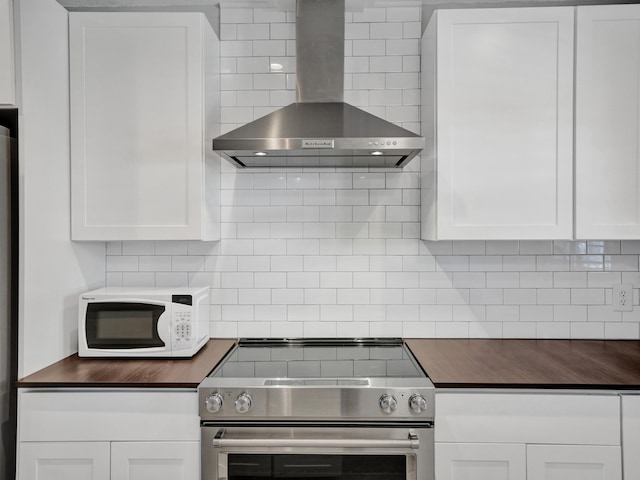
[
  {"x1": 157, "y1": 307, "x2": 172, "y2": 346},
  {"x1": 212, "y1": 429, "x2": 420, "y2": 450}
]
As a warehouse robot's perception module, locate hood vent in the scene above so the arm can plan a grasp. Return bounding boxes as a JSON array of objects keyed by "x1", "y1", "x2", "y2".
[{"x1": 212, "y1": 0, "x2": 424, "y2": 168}]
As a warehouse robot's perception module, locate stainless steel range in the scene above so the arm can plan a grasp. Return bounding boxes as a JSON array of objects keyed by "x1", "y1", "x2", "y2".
[{"x1": 198, "y1": 338, "x2": 434, "y2": 480}]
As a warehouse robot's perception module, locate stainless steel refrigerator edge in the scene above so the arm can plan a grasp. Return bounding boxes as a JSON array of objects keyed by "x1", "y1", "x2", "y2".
[{"x1": 0, "y1": 111, "x2": 17, "y2": 480}]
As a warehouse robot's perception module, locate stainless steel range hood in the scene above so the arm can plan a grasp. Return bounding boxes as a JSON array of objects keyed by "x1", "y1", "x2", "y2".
[{"x1": 212, "y1": 0, "x2": 424, "y2": 168}]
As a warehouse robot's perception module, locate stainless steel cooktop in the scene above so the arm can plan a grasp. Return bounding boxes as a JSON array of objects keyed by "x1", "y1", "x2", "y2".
[{"x1": 198, "y1": 338, "x2": 435, "y2": 424}]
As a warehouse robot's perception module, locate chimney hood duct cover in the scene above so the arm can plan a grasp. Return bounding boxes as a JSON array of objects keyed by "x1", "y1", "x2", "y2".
[{"x1": 212, "y1": 0, "x2": 424, "y2": 168}]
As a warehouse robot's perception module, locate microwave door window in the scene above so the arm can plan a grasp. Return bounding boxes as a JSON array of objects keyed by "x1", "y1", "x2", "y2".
[{"x1": 86, "y1": 303, "x2": 165, "y2": 349}]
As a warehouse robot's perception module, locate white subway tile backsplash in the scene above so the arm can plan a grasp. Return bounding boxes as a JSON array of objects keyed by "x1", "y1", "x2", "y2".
[
  {"x1": 346, "y1": 22, "x2": 370, "y2": 40},
  {"x1": 99, "y1": 5, "x2": 640, "y2": 341},
  {"x1": 435, "y1": 322, "x2": 469, "y2": 338},
  {"x1": 155, "y1": 272, "x2": 189, "y2": 288},
  {"x1": 286, "y1": 239, "x2": 319, "y2": 256},
  {"x1": 253, "y1": 40, "x2": 286, "y2": 57},
  {"x1": 571, "y1": 322, "x2": 605, "y2": 339},
  {"x1": 272, "y1": 289, "x2": 303, "y2": 305},
  {"x1": 370, "y1": 56, "x2": 403, "y2": 73},
  {"x1": 437, "y1": 289, "x2": 470, "y2": 305},
  {"x1": 537, "y1": 322, "x2": 571, "y2": 338},
  {"x1": 121, "y1": 272, "x2": 154, "y2": 287},
  {"x1": 370, "y1": 289, "x2": 403, "y2": 305},
  {"x1": 469, "y1": 321, "x2": 502, "y2": 338},
  {"x1": 521, "y1": 305, "x2": 553, "y2": 323},
  {"x1": 486, "y1": 273, "x2": 519, "y2": 288},
  {"x1": 370, "y1": 22, "x2": 403, "y2": 39},
  {"x1": 553, "y1": 272, "x2": 587, "y2": 288},
  {"x1": 520, "y1": 241, "x2": 553, "y2": 255},
  {"x1": 571, "y1": 288, "x2": 605, "y2": 305},
  {"x1": 503, "y1": 322, "x2": 537, "y2": 338},
  {"x1": 337, "y1": 255, "x2": 369, "y2": 271},
  {"x1": 106, "y1": 255, "x2": 138, "y2": 272},
  {"x1": 538, "y1": 289, "x2": 571, "y2": 305},
  {"x1": 570, "y1": 255, "x2": 604, "y2": 272},
  {"x1": 237, "y1": 23, "x2": 269, "y2": 40},
  {"x1": 469, "y1": 289, "x2": 503, "y2": 305},
  {"x1": 605, "y1": 322, "x2": 639, "y2": 339},
  {"x1": 370, "y1": 255, "x2": 403, "y2": 272},
  {"x1": 503, "y1": 289, "x2": 536, "y2": 305},
  {"x1": 139, "y1": 256, "x2": 171, "y2": 272},
  {"x1": 605, "y1": 255, "x2": 639, "y2": 271},
  {"x1": 589, "y1": 241, "x2": 622, "y2": 254},
  {"x1": 486, "y1": 305, "x2": 519, "y2": 322}
]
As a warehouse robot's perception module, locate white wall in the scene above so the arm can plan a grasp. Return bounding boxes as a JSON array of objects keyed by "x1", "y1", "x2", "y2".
[
  {"x1": 16, "y1": 0, "x2": 105, "y2": 377},
  {"x1": 104, "y1": 3, "x2": 640, "y2": 340}
]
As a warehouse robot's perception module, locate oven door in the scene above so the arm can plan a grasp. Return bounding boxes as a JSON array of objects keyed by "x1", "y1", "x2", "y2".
[{"x1": 201, "y1": 425, "x2": 433, "y2": 480}]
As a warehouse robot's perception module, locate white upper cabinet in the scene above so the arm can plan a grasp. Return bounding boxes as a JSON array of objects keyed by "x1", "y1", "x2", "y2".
[
  {"x1": 70, "y1": 12, "x2": 220, "y2": 241},
  {"x1": 0, "y1": 0, "x2": 15, "y2": 104},
  {"x1": 575, "y1": 5, "x2": 640, "y2": 239},
  {"x1": 421, "y1": 7, "x2": 575, "y2": 240}
]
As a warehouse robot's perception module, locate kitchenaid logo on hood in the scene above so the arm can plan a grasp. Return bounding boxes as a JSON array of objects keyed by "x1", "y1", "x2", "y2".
[{"x1": 302, "y1": 139, "x2": 334, "y2": 149}]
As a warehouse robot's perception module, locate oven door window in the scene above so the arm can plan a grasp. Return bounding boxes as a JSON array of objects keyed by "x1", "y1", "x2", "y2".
[
  {"x1": 86, "y1": 302, "x2": 165, "y2": 349},
  {"x1": 226, "y1": 454, "x2": 408, "y2": 479}
]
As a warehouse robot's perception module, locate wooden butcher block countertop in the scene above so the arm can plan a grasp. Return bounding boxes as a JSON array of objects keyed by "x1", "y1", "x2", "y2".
[
  {"x1": 17, "y1": 339, "x2": 236, "y2": 389},
  {"x1": 17, "y1": 338, "x2": 640, "y2": 390},
  {"x1": 405, "y1": 339, "x2": 640, "y2": 389}
]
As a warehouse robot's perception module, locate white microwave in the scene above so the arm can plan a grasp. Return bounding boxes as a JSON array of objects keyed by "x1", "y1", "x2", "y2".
[{"x1": 78, "y1": 286, "x2": 210, "y2": 358}]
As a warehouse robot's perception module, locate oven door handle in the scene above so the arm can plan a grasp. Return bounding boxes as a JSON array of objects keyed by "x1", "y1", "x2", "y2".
[{"x1": 212, "y1": 429, "x2": 420, "y2": 450}]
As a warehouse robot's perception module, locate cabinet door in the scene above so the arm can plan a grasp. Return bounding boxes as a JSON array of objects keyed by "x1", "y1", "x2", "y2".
[
  {"x1": 19, "y1": 442, "x2": 110, "y2": 480},
  {"x1": 111, "y1": 442, "x2": 199, "y2": 480},
  {"x1": 69, "y1": 12, "x2": 219, "y2": 241},
  {"x1": 527, "y1": 445, "x2": 621, "y2": 480},
  {"x1": 575, "y1": 5, "x2": 640, "y2": 239},
  {"x1": 0, "y1": 0, "x2": 14, "y2": 104},
  {"x1": 435, "y1": 443, "x2": 526, "y2": 480},
  {"x1": 622, "y1": 395, "x2": 640, "y2": 480},
  {"x1": 424, "y1": 8, "x2": 574, "y2": 240}
]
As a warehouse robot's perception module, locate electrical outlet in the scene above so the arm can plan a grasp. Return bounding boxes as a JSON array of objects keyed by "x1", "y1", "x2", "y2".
[{"x1": 613, "y1": 283, "x2": 634, "y2": 312}]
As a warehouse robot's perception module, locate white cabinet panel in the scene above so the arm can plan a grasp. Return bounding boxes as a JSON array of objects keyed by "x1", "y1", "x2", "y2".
[
  {"x1": 18, "y1": 390, "x2": 200, "y2": 480},
  {"x1": 0, "y1": 0, "x2": 14, "y2": 104},
  {"x1": 421, "y1": 7, "x2": 574, "y2": 240},
  {"x1": 19, "y1": 390, "x2": 199, "y2": 442},
  {"x1": 111, "y1": 442, "x2": 199, "y2": 480},
  {"x1": 435, "y1": 392, "x2": 620, "y2": 445},
  {"x1": 70, "y1": 12, "x2": 220, "y2": 241},
  {"x1": 19, "y1": 442, "x2": 110, "y2": 480},
  {"x1": 575, "y1": 5, "x2": 640, "y2": 239},
  {"x1": 527, "y1": 445, "x2": 621, "y2": 480},
  {"x1": 622, "y1": 395, "x2": 640, "y2": 480},
  {"x1": 436, "y1": 443, "x2": 526, "y2": 480}
]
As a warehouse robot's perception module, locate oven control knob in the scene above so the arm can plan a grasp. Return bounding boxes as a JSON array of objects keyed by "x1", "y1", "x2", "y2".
[
  {"x1": 379, "y1": 394, "x2": 398, "y2": 414},
  {"x1": 205, "y1": 393, "x2": 223, "y2": 414},
  {"x1": 235, "y1": 393, "x2": 252, "y2": 414},
  {"x1": 409, "y1": 394, "x2": 428, "y2": 414}
]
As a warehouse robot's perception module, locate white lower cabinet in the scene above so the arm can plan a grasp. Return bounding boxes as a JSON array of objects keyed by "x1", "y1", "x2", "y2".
[
  {"x1": 434, "y1": 392, "x2": 622, "y2": 480},
  {"x1": 17, "y1": 390, "x2": 200, "y2": 480},
  {"x1": 111, "y1": 442, "x2": 199, "y2": 480},
  {"x1": 19, "y1": 442, "x2": 110, "y2": 480},
  {"x1": 18, "y1": 441, "x2": 198, "y2": 480},
  {"x1": 436, "y1": 443, "x2": 526, "y2": 480},
  {"x1": 527, "y1": 445, "x2": 621, "y2": 480},
  {"x1": 622, "y1": 395, "x2": 640, "y2": 480}
]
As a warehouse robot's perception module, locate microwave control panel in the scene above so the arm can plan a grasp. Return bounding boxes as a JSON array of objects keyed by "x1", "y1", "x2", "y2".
[{"x1": 172, "y1": 308, "x2": 193, "y2": 347}]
